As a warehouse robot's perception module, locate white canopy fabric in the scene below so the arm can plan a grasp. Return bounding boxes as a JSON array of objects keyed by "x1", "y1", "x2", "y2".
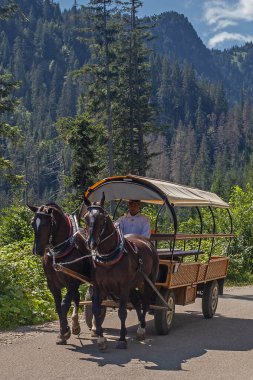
[{"x1": 86, "y1": 175, "x2": 229, "y2": 208}]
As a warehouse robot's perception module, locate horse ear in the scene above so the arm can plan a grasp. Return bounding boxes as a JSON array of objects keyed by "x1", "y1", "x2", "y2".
[
  {"x1": 100, "y1": 192, "x2": 105, "y2": 208},
  {"x1": 77, "y1": 201, "x2": 87, "y2": 222},
  {"x1": 27, "y1": 204, "x2": 38, "y2": 213},
  {"x1": 83, "y1": 195, "x2": 91, "y2": 207}
]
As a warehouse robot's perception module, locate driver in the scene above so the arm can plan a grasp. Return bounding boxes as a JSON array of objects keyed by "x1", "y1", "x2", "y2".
[{"x1": 117, "y1": 200, "x2": 150, "y2": 238}]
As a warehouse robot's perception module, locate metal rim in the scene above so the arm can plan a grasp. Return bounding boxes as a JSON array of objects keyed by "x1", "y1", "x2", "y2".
[
  {"x1": 166, "y1": 295, "x2": 174, "y2": 326},
  {"x1": 211, "y1": 284, "x2": 219, "y2": 312}
]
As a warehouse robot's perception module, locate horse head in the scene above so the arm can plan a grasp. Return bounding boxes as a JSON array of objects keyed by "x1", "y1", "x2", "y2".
[
  {"x1": 27, "y1": 203, "x2": 69, "y2": 256},
  {"x1": 83, "y1": 193, "x2": 108, "y2": 250}
]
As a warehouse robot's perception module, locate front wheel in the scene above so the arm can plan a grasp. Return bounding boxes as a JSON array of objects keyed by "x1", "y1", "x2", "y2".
[
  {"x1": 154, "y1": 288, "x2": 175, "y2": 335},
  {"x1": 202, "y1": 280, "x2": 219, "y2": 318}
]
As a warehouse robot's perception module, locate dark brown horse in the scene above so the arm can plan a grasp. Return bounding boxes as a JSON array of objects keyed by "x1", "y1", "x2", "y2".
[
  {"x1": 83, "y1": 194, "x2": 159, "y2": 350},
  {"x1": 28, "y1": 203, "x2": 91, "y2": 344}
]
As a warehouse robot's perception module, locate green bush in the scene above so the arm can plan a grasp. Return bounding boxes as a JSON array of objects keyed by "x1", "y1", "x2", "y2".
[
  {"x1": 0, "y1": 239, "x2": 56, "y2": 329},
  {"x1": 0, "y1": 205, "x2": 32, "y2": 246},
  {"x1": 228, "y1": 184, "x2": 253, "y2": 283}
]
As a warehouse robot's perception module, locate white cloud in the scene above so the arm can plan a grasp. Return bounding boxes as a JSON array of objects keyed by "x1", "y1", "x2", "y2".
[
  {"x1": 208, "y1": 31, "x2": 253, "y2": 48},
  {"x1": 204, "y1": 0, "x2": 253, "y2": 26},
  {"x1": 213, "y1": 19, "x2": 238, "y2": 32}
]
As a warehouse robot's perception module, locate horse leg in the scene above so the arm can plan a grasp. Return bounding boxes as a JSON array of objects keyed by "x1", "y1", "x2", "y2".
[
  {"x1": 137, "y1": 280, "x2": 156, "y2": 341},
  {"x1": 71, "y1": 288, "x2": 81, "y2": 335},
  {"x1": 48, "y1": 286, "x2": 68, "y2": 345},
  {"x1": 130, "y1": 289, "x2": 146, "y2": 341},
  {"x1": 116, "y1": 295, "x2": 128, "y2": 349},
  {"x1": 57, "y1": 286, "x2": 78, "y2": 344},
  {"x1": 92, "y1": 285, "x2": 107, "y2": 350}
]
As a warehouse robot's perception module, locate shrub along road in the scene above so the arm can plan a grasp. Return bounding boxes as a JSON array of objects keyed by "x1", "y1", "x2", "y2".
[{"x1": 0, "y1": 286, "x2": 253, "y2": 380}]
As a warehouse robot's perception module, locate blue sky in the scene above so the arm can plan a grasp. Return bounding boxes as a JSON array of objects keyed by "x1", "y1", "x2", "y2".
[{"x1": 57, "y1": 0, "x2": 253, "y2": 50}]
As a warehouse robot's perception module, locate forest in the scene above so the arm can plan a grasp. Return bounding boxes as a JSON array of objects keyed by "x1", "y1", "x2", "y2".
[{"x1": 0, "y1": 0, "x2": 253, "y2": 329}]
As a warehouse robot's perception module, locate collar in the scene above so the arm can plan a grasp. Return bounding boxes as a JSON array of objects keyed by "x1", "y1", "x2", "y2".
[
  {"x1": 93, "y1": 223, "x2": 125, "y2": 266},
  {"x1": 127, "y1": 212, "x2": 141, "y2": 217}
]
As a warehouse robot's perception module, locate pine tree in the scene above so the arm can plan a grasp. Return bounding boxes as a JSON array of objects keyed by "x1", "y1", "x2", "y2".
[
  {"x1": 56, "y1": 113, "x2": 104, "y2": 193},
  {"x1": 113, "y1": 0, "x2": 154, "y2": 175},
  {"x1": 79, "y1": 0, "x2": 119, "y2": 176},
  {"x1": 0, "y1": 75, "x2": 21, "y2": 184},
  {"x1": 0, "y1": 2, "x2": 18, "y2": 20}
]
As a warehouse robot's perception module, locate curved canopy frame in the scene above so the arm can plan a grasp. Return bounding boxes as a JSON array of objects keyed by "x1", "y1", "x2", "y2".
[
  {"x1": 85, "y1": 175, "x2": 229, "y2": 208},
  {"x1": 85, "y1": 175, "x2": 233, "y2": 259}
]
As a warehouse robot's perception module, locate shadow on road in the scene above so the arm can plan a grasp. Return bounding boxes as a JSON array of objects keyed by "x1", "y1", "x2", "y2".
[
  {"x1": 221, "y1": 294, "x2": 253, "y2": 302},
  {"x1": 67, "y1": 311, "x2": 253, "y2": 371}
]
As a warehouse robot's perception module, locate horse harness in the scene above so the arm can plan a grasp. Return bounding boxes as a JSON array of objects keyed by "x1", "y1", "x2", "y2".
[
  {"x1": 91, "y1": 221, "x2": 126, "y2": 267},
  {"x1": 87, "y1": 205, "x2": 149, "y2": 271},
  {"x1": 47, "y1": 212, "x2": 78, "y2": 259}
]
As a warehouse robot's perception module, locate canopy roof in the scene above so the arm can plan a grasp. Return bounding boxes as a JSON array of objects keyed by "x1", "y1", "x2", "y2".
[{"x1": 85, "y1": 175, "x2": 229, "y2": 208}]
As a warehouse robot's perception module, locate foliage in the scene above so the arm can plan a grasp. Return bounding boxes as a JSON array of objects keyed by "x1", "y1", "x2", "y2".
[
  {"x1": 0, "y1": 204, "x2": 32, "y2": 246},
  {"x1": 0, "y1": 73, "x2": 22, "y2": 183},
  {"x1": 0, "y1": 239, "x2": 56, "y2": 329},
  {"x1": 0, "y1": 1, "x2": 18, "y2": 20},
  {"x1": 56, "y1": 113, "x2": 105, "y2": 194},
  {"x1": 228, "y1": 184, "x2": 253, "y2": 283},
  {"x1": 77, "y1": 0, "x2": 154, "y2": 176}
]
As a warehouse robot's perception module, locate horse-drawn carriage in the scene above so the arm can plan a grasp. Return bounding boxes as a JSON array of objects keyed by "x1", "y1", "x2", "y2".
[
  {"x1": 29, "y1": 174, "x2": 234, "y2": 347},
  {"x1": 80, "y1": 175, "x2": 234, "y2": 336}
]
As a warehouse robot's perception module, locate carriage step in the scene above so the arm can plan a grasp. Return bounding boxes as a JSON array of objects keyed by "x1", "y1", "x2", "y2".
[{"x1": 79, "y1": 300, "x2": 168, "y2": 310}]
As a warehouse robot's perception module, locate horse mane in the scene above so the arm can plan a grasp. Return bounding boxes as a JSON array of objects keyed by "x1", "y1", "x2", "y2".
[{"x1": 45, "y1": 202, "x2": 66, "y2": 218}]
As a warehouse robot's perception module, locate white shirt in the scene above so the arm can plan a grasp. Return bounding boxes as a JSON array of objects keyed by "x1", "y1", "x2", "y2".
[{"x1": 117, "y1": 212, "x2": 150, "y2": 238}]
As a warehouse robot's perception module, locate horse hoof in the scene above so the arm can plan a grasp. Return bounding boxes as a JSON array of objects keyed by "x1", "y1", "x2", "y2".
[
  {"x1": 137, "y1": 326, "x2": 146, "y2": 341},
  {"x1": 72, "y1": 316, "x2": 81, "y2": 335},
  {"x1": 116, "y1": 340, "x2": 127, "y2": 349},
  {"x1": 91, "y1": 330, "x2": 98, "y2": 337},
  {"x1": 97, "y1": 337, "x2": 108, "y2": 351},
  {"x1": 56, "y1": 327, "x2": 71, "y2": 344},
  {"x1": 72, "y1": 324, "x2": 81, "y2": 335}
]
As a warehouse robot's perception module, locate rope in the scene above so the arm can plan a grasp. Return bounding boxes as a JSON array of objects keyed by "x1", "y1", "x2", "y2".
[{"x1": 55, "y1": 253, "x2": 93, "y2": 266}]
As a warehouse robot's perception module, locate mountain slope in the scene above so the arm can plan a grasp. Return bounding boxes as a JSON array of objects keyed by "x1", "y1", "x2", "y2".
[{"x1": 149, "y1": 12, "x2": 221, "y2": 81}]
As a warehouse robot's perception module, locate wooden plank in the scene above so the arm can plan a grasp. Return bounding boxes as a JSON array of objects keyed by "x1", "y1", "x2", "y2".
[
  {"x1": 79, "y1": 300, "x2": 168, "y2": 310},
  {"x1": 157, "y1": 249, "x2": 204, "y2": 257},
  {"x1": 150, "y1": 233, "x2": 235, "y2": 241}
]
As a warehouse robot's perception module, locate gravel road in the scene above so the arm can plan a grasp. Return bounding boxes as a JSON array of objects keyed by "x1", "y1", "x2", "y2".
[{"x1": 0, "y1": 286, "x2": 252, "y2": 380}]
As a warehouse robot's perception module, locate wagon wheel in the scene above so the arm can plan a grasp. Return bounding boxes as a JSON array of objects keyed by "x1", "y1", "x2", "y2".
[
  {"x1": 202, "y1": 280, "x2": 219, "y2": 319},
  {"x1": 154, "y1": 288, "x2": 175, "y2": 335},
  {"x1": 83, "y1": 285, "x2": 106, "y2": 329}
]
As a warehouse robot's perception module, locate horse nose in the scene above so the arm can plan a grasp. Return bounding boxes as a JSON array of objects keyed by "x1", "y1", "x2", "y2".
[
  {"x1": 33, "y1": 242, "x2": 43, "y2": 256},
  {"x1": 88, "y1": 237, "x2": 97, "y2": 250}
]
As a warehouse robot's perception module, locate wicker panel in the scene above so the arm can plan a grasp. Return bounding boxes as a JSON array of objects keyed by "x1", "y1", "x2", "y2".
[
  {"x1": 185, "y1": 286, "x2": 197, "y2": 304},
  {"x1": 197, "y1": 264, "x2": 208, "y2": 282},
  {"x1": 170, "y1": 263, "x2": 199, "y2": 287},
  {"x1": 205, "y1": 257, "x2": 229, "y2": 280}
]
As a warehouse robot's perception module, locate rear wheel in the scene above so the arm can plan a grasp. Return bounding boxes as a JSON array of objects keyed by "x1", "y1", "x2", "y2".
[
  {"x1": 154, "y1": 288, "x2": 175, "y2": 335},
  {"x1": 83, "y1": 285, "x2": 106, "y2": 329},
  {"x1": 202, "y1": 280, "x2": 219, "y2": 318}
]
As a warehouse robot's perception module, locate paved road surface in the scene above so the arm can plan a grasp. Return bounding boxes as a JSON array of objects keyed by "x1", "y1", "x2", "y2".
[{"x1": 0, "y1": 286, "x2": 253, "y2": 380}]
